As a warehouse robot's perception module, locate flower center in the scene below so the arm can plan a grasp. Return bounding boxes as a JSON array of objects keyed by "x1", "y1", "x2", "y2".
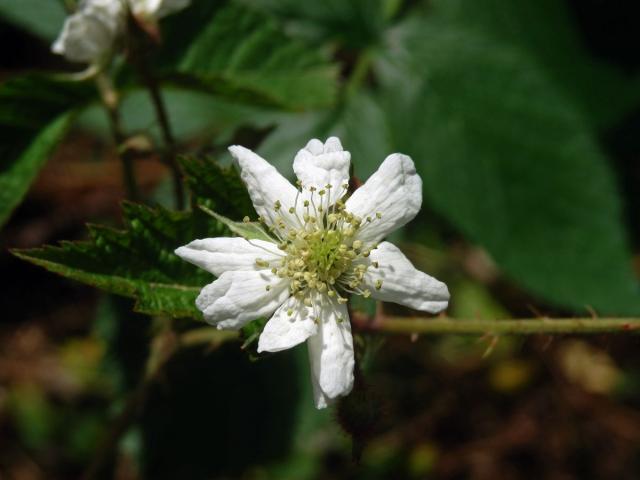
[{"x1": 254, "y1": 183, "x2": 383, "y2": 306}]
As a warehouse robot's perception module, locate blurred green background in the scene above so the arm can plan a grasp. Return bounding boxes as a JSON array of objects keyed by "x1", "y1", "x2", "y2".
[{"x1": 1, "y1": 0, "x2": 640, "y2": 478}]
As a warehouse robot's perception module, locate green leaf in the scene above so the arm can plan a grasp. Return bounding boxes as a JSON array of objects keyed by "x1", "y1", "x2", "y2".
[
  {"x1": 179, "y1": 155, "x2": 254, "y2": 218},
  {"x1": 14, "y1": 156, "x2": 256, "y2": 319},
  {"x1": 182, "y1": 155, "x2": 272, "y2": 240},
  {"x1": 0, "y1": 75, "x2": 94, "y2": 227},
  {"x1": 200, "y1": 206, "x2": 273, "y2": 242},
  {"x1": 251, "y1": 0, "x2": 393, "y2": 50},
  {"x1": 430, "y1": 0, "x2": 640, "y2": 128},
  {"x1": 373, "y1": 18, "x2": 639, "y2": 313},
  {"x1": 161, "y1": 3, "x2": 339, "y2": 110},
  {"x1": 0, "y1": 0, "x2": 66, "y2": 42},
  {"x1": 14, "y1": 203, "x2": 223, "y2": 318}
]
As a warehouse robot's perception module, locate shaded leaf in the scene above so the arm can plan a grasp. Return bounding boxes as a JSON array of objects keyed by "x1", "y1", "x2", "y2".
[
  {"x1": 0, "y1": 0, "x2": 66, "y2": 42},
  {"x1": 180, "y1": 155, "x2": 253, "y2": 218},
  {"x1": 161, "y1": 3, "x2": 338, "y2": 110},
  {"x1": 374, "y1": 18, "x2": 639, "y2": 313},
  {"x1": 0, "y1": 75, "x2": 94, "y2": 226},
  {"x1": 431, "y1": 0, "x2": 640, "y2": 128}
]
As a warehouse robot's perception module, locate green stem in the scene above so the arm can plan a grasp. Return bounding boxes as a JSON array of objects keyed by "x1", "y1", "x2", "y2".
[
  {"x1": 367, "y1": 317, "x2": 640, "y2": 335},
  {"x1": 95, "y1": 73, "x2": 140, "y2": 201}
]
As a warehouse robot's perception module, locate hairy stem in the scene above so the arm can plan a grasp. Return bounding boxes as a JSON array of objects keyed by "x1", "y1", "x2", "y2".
[
  {"x1": 364, "y1": 316, "x2": 640, "y2": 336},
  {"x1": 96, "y1": 73, "x2": 140, "y2": 201}
]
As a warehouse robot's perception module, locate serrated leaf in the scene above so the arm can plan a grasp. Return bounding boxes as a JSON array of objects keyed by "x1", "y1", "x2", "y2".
[
  {"x1": 0, "y1": 75, "x2": 95, "y2": 227},
  {"x1": 179, "y1": 155, "x2": 253, "y2": 218},
  {"x1": 161, "y1": 3, "x2": 338, "y2": 110},
  {"x1": 14, "y1": 155, "x2": 259, "y2": 319},
  {"x1": 200, "y1": 206, "x2": 273, "y2": 242},
  {"x1": 14, "y1": 203, "x2": 223, "y2": 318}
]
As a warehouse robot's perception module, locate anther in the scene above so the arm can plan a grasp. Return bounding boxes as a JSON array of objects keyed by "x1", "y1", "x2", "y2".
[
  {"x1": 255, "y1": 258, "x2": 269, "y2": 268},
  {"x1": 243, "y1": 216, "x2": 250, "y2": 223}
]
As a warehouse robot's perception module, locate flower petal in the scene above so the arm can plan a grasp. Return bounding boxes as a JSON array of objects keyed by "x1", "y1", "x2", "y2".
[
  {"x1": 293, "y1": 137, "x2": 351, "y2": 207},
  {"x1": 258, "y1": 297, "x2": 318, "y2": 353},
  {"x1": 196, "y1": 270, "x2": 289, "y2": 329},
  {"x1": 228, "y1": 146, "x2": 300, "y2": 228},
  {"x1": 52, "y1": 6, "x2": 120, "y2": 63},
  {"x1": 175, "y1": 237, "x2": 282, "y2": 277},
  {"x1": 346, "y1": 153, "x2": 422, "y2": 243},
  {"x1": 307, "y1": 298, "x2": 354, "y2": 409},
  {"x1": 362, "y1": 242, "x2": 449, "y2": 313}
]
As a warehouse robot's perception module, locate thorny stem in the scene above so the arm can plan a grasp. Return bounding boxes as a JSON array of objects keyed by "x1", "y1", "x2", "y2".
[
  {"x1": 95, "y1": 73, "x2": 140, "y2": 201},
  {"x1": 360, "y1": 316, "x2": 640, "y2": 336},
  {"x1": 79, "y1": 313, "x2": 640, "y2": 478}
]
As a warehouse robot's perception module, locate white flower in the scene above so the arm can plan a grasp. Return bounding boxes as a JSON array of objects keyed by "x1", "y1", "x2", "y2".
[
  {"x1": 52, "y1": 0, "x2": 190, "y2": 64},
  {"x1": 52, "y1": 0, "x2": 124, "y2": 64},
  {"x1": 175, "y1": 137, "x2": 450, "y2": 409}
]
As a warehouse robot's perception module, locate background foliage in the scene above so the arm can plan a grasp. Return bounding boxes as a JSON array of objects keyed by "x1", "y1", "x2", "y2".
[{"x1": 1, "y1": 0, "x2": 640, "y2": 478}]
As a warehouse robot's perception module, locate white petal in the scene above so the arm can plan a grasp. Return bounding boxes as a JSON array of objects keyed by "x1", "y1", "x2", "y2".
[
  {"x1": 52, "y1": 6, "x2": 120, "y2": 63},
  {"x1": 346, "y1": 153, "x2": 422, "y2": 243},
  {"x1": 307, "y1": 299, "x2": 354, "y2": 409},
  {"x1": 175, "y1": 237, "x2": 281, "y2": 277},
  {"x1": 362, "y1": 242, "x2": 449, "y2": 313},
  {"x1": 196, "y1": 271, "x2": 289, "y2": 329},
  {"x1": 228, "y1": 146, "x2": 299, "y2": 228},
  {"x1": 293, "y1": 137, "x2": 351, "y2": 207},
  {"x1": 258, "y1": 297, "x2": 318, "y2": 353}
]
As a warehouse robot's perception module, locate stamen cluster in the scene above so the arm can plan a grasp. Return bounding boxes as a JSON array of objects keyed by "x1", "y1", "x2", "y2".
[{"x1": 251, "y1": 183, "x2": 384, "y2": 312}]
